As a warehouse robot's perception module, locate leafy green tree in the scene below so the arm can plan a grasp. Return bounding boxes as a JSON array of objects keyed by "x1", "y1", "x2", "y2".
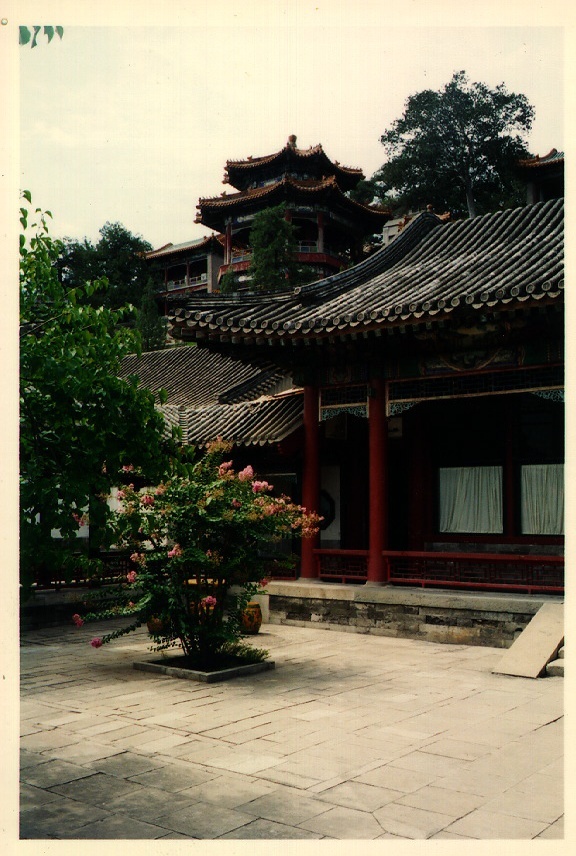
[
  {"x1": 20, "y1": 195, "x2": 172, "y2": 596},
  {"x1": 136, "y1": 278, "x2": 167, "y2": 351},
  {"x1": 248, "y1": 204, "x2": 308, "y2": 292},
  {"x1": 19, "y1": 26, "x2": 63, "y2": 47},
  {"x1": 218, "y1": 268, "x2": 237, "y2": 294},
  {"x1": 59, "y1": 222, "x2": 153, "y2": 310},
  {"x1": 376, "y1": 70, "x2": 534, "y2": 218}
]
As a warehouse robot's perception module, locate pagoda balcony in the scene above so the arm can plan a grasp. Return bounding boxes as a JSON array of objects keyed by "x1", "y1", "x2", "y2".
[
  {"x1": 160, "y1": 273, "x2": 208, "y2": 292},
  {"x1": 282, "y1": 548, "x2": 565, "y2": 595},
  {"x1": 224, "y1": 244, "x2": 346, "y2": 271}
]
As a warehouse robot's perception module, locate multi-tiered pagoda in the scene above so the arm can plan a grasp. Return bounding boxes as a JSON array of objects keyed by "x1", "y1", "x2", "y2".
[{"x1": 195, "y1": 135, "x2": 390, "y2": 286}]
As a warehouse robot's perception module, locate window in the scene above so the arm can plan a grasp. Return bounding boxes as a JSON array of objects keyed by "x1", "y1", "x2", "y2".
[
  {"x1": 439, "y1": 466, "x2": 503, "y2": 534},
  {"x1": 521, "y1": 464, "x2": 564, "y2": 535}
]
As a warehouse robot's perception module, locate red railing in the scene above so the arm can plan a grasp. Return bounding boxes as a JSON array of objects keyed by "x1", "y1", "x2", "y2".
[
  {"x1": 313, "y1": 549, "x2": 369, "y2": 583},
  {"x1": 312, "y1": 548, "x2": 564, "y2": 594}
]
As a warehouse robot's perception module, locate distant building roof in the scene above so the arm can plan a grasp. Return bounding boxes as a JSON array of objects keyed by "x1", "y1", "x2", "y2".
[{"x1": 145, "y1": 235, "x2": 224, "y2": 261}]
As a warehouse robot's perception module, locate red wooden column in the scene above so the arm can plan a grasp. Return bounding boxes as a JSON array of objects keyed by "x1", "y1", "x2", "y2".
[
  {"x1": 300, "y1": 384, "x2": 320, "y2": 578},
  {"x1": 224, "y1": 223, "x2": 232, "y2": 265},
  {"x1": 367, "y1": 378, "x2": 389, "y2": 584},
  {"x1": 317, "y1": 212, "x2": 325, "y2": 252}
]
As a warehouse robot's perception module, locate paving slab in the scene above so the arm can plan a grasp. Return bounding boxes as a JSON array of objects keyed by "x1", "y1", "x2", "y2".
[
  {"x1": 444, "y1": 808, "x2": 549, "y2": 839},
  {"x1": 373, "y1": 802, "x2": 456, "y2": 838},
  {"x1": 219, "y1": 818, "x2": 324, "y2": 839},
  {"x1": 298, "y1": 804, "x2": 386, "y2": 839},
  {"x1": 155, "y1": 802, "x2": 255, "y2": 838}
]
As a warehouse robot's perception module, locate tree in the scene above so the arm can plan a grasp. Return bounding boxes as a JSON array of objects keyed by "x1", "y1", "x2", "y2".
[
  {"x1": 59, "y1": 222, "x2": 153, "y2": 310},
  {"x1": 136, "y1": 278, "x2": 167, "y2": 351},
  {"x1": 248, "y1": 204, "x2": 308, "y2": 292},
  {"x1": 19, "y1": 195, "x2": 173, "y2": 596},
  {"x1": 376, "y1": 71, "x2": 534, "y2": 218}
]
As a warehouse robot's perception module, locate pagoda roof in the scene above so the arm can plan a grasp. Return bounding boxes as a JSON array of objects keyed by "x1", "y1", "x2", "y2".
[
  {"x1": 145, "y1": 234, "x2": 224, "y2": 261},
  {"x1": 224, "y1": 138, "x2": 364, "y2": 192},
  {"x1": 169, "y1": 198, "x2": 564, "y2": 346},
  {"x1": 518, "y1": 148, "x2": 564, "y2": 169},
  {"x1": 196, "y1": 174, "x2": 390, "y2": 231}
]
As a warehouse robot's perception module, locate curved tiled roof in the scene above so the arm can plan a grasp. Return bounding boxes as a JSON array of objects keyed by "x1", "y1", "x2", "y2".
[
  {"x1": 195, "y1": 175, "x2": 389, "y2": 228},
  {"x1": 170, "y1": 199, "x2": 563, "y2": 346},
  {"x1": 224, "y1": 141, "x2": 363, "y2": 192},
  {"x1": 518, "y1": 149, "x2": 564, "y2": 168},
  {"x1": 120, "y1": 346, "x2": 289, "y2": 407},
  {"x1": 161, "y1": 390, "x2": 303, "y2": 447}
]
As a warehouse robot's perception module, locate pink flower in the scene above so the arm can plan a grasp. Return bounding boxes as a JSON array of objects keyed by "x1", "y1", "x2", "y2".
[
  {"x1": 260, "y1": 578, "x2": 269, "y2": 588},
  {"x1": 155, "y1": 484, "x2": 166, "y2": 495},
  {"x1": 116, "y1": 489, "x2": 126, "y2": 500},
  {"x1": 126, "y1": 570, "x2": 137, "y2": 584},
  {"x1": 252, "y1": 480, "x2": 271, "y2": 494},
  {"x1": 90, "y1": 638, "x2": 103, "y2": 648},
  {"x1": 218, "y1": 461, "x2": 233, "y2": 477},
  {"x1": 167, "y1": 544, "x2": 182, "y2": 558},
  {"x1": 202, "y1": 595, "x2": 217, "y2": 607},
  {"x1": 128, "y1": 601, "x2": 135, "y2": 608},
  {"x1": 231, "y1": 498, "x2": 242, "y2": 508},
  {"x1": 72, "y1": 613, "x2": 84, "y2": 627},
  {"x1": 130, "y1": 552, "x2": 146, "y2": 566},
  {"x1": 122, "y1": 464, "x2": 135, "y2": 472},
  {"x1": 141, "y1": 494, "x2": 154, "y2": 506},
  {"x1": 238, "y1": 465, "x2": 254, "y2": 482}
]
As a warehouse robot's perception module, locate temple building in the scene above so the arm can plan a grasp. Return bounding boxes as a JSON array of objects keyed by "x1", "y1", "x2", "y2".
[
  {"x1": 165, "y1": 195, "x2": 564, "y2": 597},
  {"x1": 145, "y1": 136, "x2": 390, "y2": 299},
  {"x1": 144, "y1": 234, "x2": 225, "y2": 310}
]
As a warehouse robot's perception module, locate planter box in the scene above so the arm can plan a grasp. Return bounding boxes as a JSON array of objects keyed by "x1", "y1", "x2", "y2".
[{"x1": 133, "y1": 658, "x2": 275, "y2": 683}]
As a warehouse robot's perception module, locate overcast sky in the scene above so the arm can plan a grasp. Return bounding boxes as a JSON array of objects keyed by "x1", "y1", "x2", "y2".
[{"x1": 17, "y1": 3, "x2": 568, "y2": 250}]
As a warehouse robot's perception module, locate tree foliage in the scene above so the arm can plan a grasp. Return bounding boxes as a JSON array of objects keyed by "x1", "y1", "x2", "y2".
[
  {"x1": 376, "y1": 71, "x2": 534, "y2": 218},
  {"x1": 248, "y1": 204, "x2": 308, "y2": 292},
  {"x1": 59, "y1": 222, "x2": 153, "y2": 311},
  {"x1": 19, "y1": 195, "x2": 172, "y2": 596},
  {"x1": 19, "y1": 26, "x2": 63, "y2": 47},
  {"x1": 136, "y1": 278, "x2": 167, "y2": 351}
]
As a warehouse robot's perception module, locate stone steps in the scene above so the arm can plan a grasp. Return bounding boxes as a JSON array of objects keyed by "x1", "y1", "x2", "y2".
[{"x1": 546, "y1": 644, "x2": 564, "y2": 677}]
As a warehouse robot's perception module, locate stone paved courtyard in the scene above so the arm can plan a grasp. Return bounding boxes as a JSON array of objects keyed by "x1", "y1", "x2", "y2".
[{"x1": 19, "y1": 619, "x2": 564, "y2": 840}]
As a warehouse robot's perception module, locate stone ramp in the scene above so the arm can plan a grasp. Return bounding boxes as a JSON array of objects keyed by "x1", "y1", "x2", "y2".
[{"x1": 492, "y1": 602, "x2": 564, "y2": 678}]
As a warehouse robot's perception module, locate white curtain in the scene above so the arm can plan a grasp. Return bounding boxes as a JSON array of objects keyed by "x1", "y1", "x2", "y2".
[
  {"x1": 439, "y1": 466, "x2": 503, "y2": 533},
  {"x1": 521, "y1": 464, "x2": 564, "y2": 535}
]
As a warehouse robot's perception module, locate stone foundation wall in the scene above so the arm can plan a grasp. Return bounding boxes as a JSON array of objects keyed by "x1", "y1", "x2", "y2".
[{"x1": 268, "y1": 593, "x2": 541, "y2": 648}]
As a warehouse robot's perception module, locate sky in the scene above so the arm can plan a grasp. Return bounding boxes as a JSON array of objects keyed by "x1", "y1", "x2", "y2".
[{"x1": 14, "y1": 2, "x2": 570, "y2": 251}]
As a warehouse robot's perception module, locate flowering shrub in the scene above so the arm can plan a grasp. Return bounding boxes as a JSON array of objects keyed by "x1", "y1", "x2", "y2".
[{"x1": 76, "y1": 440, "x2": 320, "y2": 668}]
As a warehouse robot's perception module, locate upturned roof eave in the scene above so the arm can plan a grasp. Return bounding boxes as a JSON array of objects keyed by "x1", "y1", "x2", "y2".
[{"x1": 195, "y1": 177, "x2": 390, "y2": 229}]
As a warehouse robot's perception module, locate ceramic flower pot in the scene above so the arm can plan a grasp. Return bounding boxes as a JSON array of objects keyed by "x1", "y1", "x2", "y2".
[
  {"x1": 241, "y1": 601, "x2": 262, "y2": 634},
  {"x1": 147, "y1": 616, "x2": 164, "y2": 634}
]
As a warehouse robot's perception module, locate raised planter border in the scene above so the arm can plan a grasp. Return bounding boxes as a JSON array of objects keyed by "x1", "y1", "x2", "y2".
[{"x1": 133, "y1": 658, "x2": 275, "y2": 683}]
